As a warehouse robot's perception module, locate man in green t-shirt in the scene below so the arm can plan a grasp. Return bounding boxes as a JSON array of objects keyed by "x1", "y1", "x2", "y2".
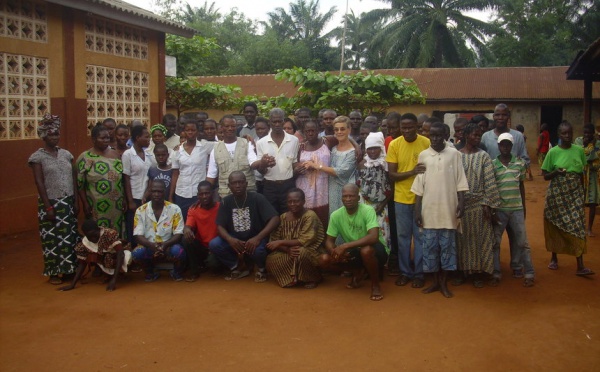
[{"x1": 324, "y1": 184, "x2": 389, "y2": 301}]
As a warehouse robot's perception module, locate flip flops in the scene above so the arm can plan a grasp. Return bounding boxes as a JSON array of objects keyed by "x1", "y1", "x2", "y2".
[
  {"x1": 547, "y1": 261, "x2": 558, "y2": 270},
  {"x1": 576, "y1": 268, "x2": 595, "y2": 277},
  {"x1": 225, "y1": 269, "x2": 249, "y2": 281}
]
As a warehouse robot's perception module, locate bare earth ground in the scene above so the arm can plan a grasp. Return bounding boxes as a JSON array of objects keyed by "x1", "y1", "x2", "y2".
[{"x1": 1, "y1": 165, "x2": 599, "y2": 371}]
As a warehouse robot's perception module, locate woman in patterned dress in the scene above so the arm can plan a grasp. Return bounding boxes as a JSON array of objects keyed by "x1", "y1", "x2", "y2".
[
  {"x1": 28, "y1": 114, "x2": 79, "y2": 284},
  {"x1": 77, "y1": 124, "x2": 126, "y2": 237},
  {"x1": 456, "y1": 123, "x2": 501, "y2": 287},
  {"x1": 295, "y1": 121, "x2": 331, "y2": 229},
  {"x1": 266, "y1": 189, "x2": 325, "y2": 288},
  {"x1": 304, "y1": 116, "x2": 356, "y2": 215},
  {"x1": 543, "y1": 121, "x2": 594, "y2": 276},
  {"x1": 574, "y1": 123, "x2": 600, "y2": 237}
]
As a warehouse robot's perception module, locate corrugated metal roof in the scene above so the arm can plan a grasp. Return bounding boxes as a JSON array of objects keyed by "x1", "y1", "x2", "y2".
[
  {"x1": 195, "y1": 67, "x2": 600, "y2": 101},
  {"x1": 46, "y1": 0, "x2": 195, "y2": 37}
]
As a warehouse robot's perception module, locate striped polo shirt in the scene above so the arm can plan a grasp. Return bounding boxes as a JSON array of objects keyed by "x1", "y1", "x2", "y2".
[{"x1": 492, "y1": 155, "x2": 526, "y2": 211}]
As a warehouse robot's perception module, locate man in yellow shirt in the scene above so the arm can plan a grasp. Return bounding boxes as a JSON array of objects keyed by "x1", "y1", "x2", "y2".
[{"x1": 386, "y1": 113, "x2": 431, "y2": 288}]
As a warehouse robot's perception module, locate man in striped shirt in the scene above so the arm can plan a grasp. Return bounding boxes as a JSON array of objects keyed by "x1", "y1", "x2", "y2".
[{"x1": 492, "y1": 133, "x2": 535, "y2": 287}]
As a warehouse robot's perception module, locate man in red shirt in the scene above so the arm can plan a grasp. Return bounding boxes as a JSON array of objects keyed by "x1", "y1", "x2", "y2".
[
  {"x1": 537, "y1": 123, "x2": 550, "y2": 174},
  {"x1": 183, "y1": 181, "x2": 220, "y2": 282}
]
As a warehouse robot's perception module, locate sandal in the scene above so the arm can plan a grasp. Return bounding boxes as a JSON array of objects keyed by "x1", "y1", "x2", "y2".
[
  {"x1": 185, "y1": 273, "x2": 199, "y2": 282},
  {"x1": 547, "y1": 261, "x2": 558, "y2": 270},
  {"x1": 576, "y1": 268, "x2": 595, "y2": 277},
  {"x1": 512, "y1": 269, "x2": 524, "y2": 279},
  {"x1": 523, "y1": 278, "x2": 535, "y2": 287},
  {"x1": 473, "y1": 279, "x2": 484, "y2": 288},
  {"x1": 488, "y1": 277, "x2": 500, "y2": 287},
  {"x1": 395, "y1": 275, "x2": 411, "y2": 286},
  {"x1": 144, "y1": 272, "x2": 160, "y2": 282},
  {"x1": 48, "y1": 276, "x2": 62, "y2": 285},
  {"x1": 304, "y1": 281, "x2": 318, "y2": 289},
  {"x1": 254, "y1": 270, "x2": 267, "y2": 283},
  {"x1": 225, "y1": 269, "x2": 250, "y2": 281},
  {"x1": 411, "y1": 278, "x2": 425, "y2": 288}
]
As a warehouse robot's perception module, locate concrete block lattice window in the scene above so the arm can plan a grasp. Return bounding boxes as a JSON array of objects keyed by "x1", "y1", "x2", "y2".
[
  {"x1": 84, "y1": 15, "x2": 148, "y2": 60},
  {"x1": 85, "y1": 65, "x2": 150, "y2": 134},
  {"x1": 0, "y1": 0, "x2": 48, "y2": 43},
  {"x1": 0, "y1": 52, "x2": 50, "y2": 140}
]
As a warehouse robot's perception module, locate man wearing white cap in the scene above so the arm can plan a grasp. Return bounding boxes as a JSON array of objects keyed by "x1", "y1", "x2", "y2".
[{"x1": 492, "y1": 133, "x2": 535, "y2": 286}]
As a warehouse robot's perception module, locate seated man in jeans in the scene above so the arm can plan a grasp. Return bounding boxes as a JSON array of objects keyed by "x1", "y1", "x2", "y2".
[
  {"x1": 132, "y1": 180, "x2": 186, "y2": 282},
  {"x1": 209, "y1": 171, "x2": 280, "y2": 282},
  {"x1": 321, "y1": 183, "x2": 389, "y2": 301}
]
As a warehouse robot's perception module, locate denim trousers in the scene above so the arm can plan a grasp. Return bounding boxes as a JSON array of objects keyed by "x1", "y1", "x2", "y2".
[
  {"x1": 394, "y1": 202, "x2": 423, "y2": 279},
  {"x1": 209, "y1": 236, "x2": 268, "y2": 270},
  {"x1": 131, "y1": 243, "x2": 186, "y2": 274},
  {"x1": 493, "y1": 210, "x2": 535, "y2": 279}
]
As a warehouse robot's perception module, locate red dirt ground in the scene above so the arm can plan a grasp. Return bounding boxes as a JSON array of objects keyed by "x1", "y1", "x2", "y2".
[{"x1": 1, "y1": 165, "x2": 599, "y2": 371}]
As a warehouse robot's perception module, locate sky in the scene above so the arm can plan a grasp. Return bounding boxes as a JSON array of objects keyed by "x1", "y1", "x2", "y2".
[{"x1": 125, "y1": 0, "x2": 493, "y2": 31}]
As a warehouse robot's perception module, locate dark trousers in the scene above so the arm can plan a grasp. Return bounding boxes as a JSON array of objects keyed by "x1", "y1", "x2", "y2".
[
  {"x1": 262, "y1": 178, "x2": 296, "y2": 214},
  {"x1": 126, "y1": 198, "x2": 142, "y2": 244},
  {"x1": 183, "y1": 239, "x2": 209, "y2": 275}
]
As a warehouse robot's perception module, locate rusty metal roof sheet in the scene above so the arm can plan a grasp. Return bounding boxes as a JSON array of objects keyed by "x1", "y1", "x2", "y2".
[
  {"x1": 47, "y1": 0, "x2": 195, "y2": 37},
  {"x1": 196, "y1": 67, "x2": 600, "y2": 101}
]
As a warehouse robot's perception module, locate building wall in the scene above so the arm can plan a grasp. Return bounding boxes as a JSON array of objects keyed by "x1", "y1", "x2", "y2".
[{"x1": 0, "y1": 2, "x2": 166, "y2": 236}]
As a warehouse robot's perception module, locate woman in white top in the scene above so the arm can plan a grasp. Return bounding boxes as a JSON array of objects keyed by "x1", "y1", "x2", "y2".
[
  {"x1": 171, "y1": 120, "x2": 214, "y2": 220},
  {"x1": 122, "y1": 125, "x2": 152, "y2": 243}
]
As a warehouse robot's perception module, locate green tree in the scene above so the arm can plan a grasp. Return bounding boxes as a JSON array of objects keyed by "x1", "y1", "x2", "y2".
[
  {"x1": 488, "y1": 0, "x2": 599, "y2": 66},
  {"x1": 365, "y1": 0, "x2": 498, "y2": 68},
  {"x1": 264, "y1": 0, "x2": 339, "y2": 70},
  {"x1": 166, "y1": 77, "x2": 241, "y2": 117},
  {"x1": 165, "y1": 34, "x2": 219, "y2": 77},
  {"x1": 274, "y1": 67, "x2": 425, "y2": 115}
]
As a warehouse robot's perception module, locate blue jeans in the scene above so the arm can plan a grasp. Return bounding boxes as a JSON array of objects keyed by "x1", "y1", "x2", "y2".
[
  {"x1": 209, "y1": 236, "x2": 268, "y2": 270},
  {"x1": 493, "y1": 210, "x2": 535, "y2": 279},
  {"x1": 395, "y1": 202, "x2": 423, "y2": 279},
  {"x1": 131, "y1": 243, "x2": 186, "y2": 275}
]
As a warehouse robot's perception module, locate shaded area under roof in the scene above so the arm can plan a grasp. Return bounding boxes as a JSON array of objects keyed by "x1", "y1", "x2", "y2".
[
  {"x1": 47, "y1": 0, "x2": 195, "y2": 37},
  {"x1": 196, "y1": 67, "x2": 600, "y2": 101},
  {"x1": 566, "y1": 37, "x2": 600, "y2": 81}
]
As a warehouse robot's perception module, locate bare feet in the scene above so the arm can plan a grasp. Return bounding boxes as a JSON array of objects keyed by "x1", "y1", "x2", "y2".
[
  {"x1": 440, "y1": 282, "x2": 454, "y2": 298},
  {"x1": 370, "y1": 285, "x2": 383, "y2": 301},
  {"x1": 422, "y1": 283, "x2": 440, "y2": 294}
]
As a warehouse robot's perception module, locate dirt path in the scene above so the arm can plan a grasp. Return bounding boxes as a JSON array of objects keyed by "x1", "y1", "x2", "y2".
[{"x1": 1, "y1": 165, "x2": 599, "y2": 371}]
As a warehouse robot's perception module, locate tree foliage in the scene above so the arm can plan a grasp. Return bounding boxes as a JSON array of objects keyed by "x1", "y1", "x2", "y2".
[
  {"x1": 165, "y1": 77, "x2": 241, "y2": 117},
  {"x1": 487, "y1": 0, "x2": 599, "y2": 66},
  {"x1": 364, "y1": 0, "x2": 499, "y2": 68},
  {"x1": 274, "y1": 67, "x2": 425, "y2": 115}
]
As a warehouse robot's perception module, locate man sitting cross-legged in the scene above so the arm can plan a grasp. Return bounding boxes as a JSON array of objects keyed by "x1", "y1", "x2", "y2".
[
  {"x1": 321, "y1": 183, "x2": 389, "y2": 301},
  {"x1": 209, "y1": 171, "x2": 280, "y2": 282}
]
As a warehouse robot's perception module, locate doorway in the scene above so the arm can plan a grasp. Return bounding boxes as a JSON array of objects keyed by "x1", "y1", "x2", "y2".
[{"x1": 540, "y1": 105, "x2": 563, "y2": 146}]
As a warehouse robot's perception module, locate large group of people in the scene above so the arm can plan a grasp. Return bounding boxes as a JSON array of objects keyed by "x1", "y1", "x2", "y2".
[{"x1": 28, "y1": 103, "x2": 598, "y2": 300}]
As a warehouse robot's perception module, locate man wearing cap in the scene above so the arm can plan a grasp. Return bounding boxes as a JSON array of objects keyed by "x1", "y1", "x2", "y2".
[
  {"x1": 481, "y1": 104, "x2": 532, "y2": 278},
  {"x1": 491, "y1": 133, "x2": 535, "y2": 286}
]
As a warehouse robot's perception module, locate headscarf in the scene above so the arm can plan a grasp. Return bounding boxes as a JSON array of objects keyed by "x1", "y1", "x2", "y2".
[
  {"x1": 363, "y1": 131, "x2": 387, "y2": 170},
  {"x1": 37, "y1": 113, "x2": 61, "y2": 138},
  {"x1": 150, "y1": 124, "x2": 168, "y2": 136}
]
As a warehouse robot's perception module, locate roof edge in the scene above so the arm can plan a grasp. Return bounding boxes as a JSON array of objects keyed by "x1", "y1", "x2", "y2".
[{"x1": 47, "y1": 0, "x2": 195, "y2": 37}]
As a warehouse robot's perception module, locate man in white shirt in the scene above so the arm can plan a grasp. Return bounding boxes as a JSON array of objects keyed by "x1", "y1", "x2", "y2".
[{"x1": 256, "y1": 108, "x2": 300, "y2": 213}]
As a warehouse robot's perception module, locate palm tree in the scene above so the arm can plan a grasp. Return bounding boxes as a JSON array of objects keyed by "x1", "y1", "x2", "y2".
[
  {"x1": 366, "y1": 0, "x2": 499, "y2": 68},
  {"x1": 331, "y1": 11, "x2": 378, "y2": 70},
  {"x1": 263, "y1": 0, "x2": 338, "y2": 69}
]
